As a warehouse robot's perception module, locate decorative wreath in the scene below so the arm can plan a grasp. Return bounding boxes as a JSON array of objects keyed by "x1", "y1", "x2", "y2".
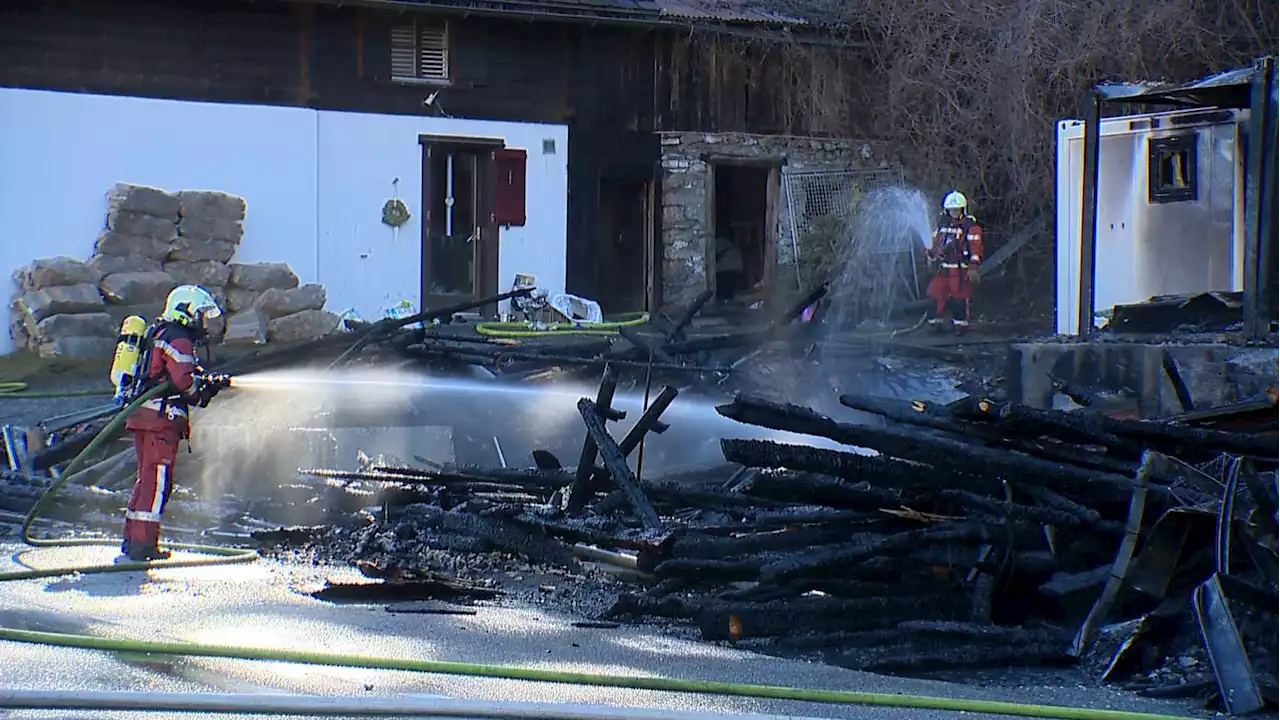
[{"x1": 381, "y1": 198, "x2": 411, "y2": 227}]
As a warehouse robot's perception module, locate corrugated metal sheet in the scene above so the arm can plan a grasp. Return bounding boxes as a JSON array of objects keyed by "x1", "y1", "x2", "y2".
[
  {"x1": 1095, "y1": 60, "x2": 1270, "y2": 107},
  {"x1": 353, "y1": 0, "x2": 662, "y2": 21},
  {"x1": 656, "y1": 0, "x2": 807, "y2": 25}
]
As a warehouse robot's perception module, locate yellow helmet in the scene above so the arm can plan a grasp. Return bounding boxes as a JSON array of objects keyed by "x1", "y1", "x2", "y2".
[{"x1": 162, "y1": 285, "x2": 222, "y2": 330}]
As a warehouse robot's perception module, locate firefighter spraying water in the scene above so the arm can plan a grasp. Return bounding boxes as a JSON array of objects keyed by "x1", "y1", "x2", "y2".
[
  {"x1": 925, "y1": 190, "x2": 984, "y2": 334},
  {"x1": 107, "y1": 285, "x2": 233, "y2": 562}
]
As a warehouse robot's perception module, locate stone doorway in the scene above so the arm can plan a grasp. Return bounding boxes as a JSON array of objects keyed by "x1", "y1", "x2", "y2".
[{"x1": 709, "y1": 161, "x2": 778, "y2": 306}]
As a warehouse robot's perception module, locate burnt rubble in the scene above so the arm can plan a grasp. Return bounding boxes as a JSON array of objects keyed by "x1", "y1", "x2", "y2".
[{"x1": 2, "y1": 285, "x2": 1277, "y2": 715}]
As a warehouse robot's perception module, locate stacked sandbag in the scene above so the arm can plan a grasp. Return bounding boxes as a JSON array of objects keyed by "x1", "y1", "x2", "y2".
[
  {"x1": 93, "y1": 183, "x2": 181, "y2": 330},
  {"x1": 4, "y1": 182, "x2": 342, "y2": 357},
  {"x1": 9, "y1": 256, "x2": 115, "y2": 359},
  {"x1": 166, "y1": 189, "x2": 247, "y2": 341},
  {"x1": 222, "y1": 262, "x2": 337, "y2": 345}
]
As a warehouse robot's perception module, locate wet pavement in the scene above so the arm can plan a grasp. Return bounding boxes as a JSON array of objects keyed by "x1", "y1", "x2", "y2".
[{"x1": 0, "y1": 542, "x2": 1200, "y2": 720}]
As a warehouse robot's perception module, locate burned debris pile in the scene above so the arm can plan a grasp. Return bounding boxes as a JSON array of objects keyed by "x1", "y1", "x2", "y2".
[
  {"x1": 253, "y1": 359, "x2": 1275, "y2": 713},
  {"x1": 2, "y1": 280, "x2": 1275, "y2": 715}
]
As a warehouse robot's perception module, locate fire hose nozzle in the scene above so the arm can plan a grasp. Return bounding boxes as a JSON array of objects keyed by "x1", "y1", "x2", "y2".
[{"x1": 197, "y1": 372, "x2": 234, "y2": 390}]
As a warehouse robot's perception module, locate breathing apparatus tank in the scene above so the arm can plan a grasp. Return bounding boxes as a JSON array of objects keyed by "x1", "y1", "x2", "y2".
[{"x1": 109, "y1": 315, "x2": 149, "y2": 403}]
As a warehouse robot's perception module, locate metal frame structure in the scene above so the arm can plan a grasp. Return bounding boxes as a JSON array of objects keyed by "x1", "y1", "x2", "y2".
[{"x1": 1075, "y1": 56, "x2": 1278, "y2": 341}]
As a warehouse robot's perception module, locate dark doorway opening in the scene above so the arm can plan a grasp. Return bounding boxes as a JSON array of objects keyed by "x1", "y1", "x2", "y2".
[
  {"x1": 595, "y1": 178, "x2": 653, "y2": 313},
  {"x1": 420, "y1": 136, "x2": 500, "y2": 316},
  {"x1": 709, "y1": 163, "x2": 778, "y2": 305}
]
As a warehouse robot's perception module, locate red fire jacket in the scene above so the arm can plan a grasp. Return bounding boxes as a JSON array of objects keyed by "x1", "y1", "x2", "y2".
[{"x1": 124, "y1": 322, "x2": 203, "y2": 437}]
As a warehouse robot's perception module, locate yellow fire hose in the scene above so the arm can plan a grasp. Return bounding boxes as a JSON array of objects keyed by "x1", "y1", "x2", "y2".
[
  {"x1": 475, "y1": 312, "x2": 650, "y2": 338},
  {"x1": 0, "y1": 384, "x2": 1195, "y2": 720}
]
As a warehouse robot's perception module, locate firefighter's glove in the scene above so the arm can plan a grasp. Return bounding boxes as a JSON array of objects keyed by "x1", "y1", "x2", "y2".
[{"x1": 967, "y1": 266, "x2": 981, "y2": 284}]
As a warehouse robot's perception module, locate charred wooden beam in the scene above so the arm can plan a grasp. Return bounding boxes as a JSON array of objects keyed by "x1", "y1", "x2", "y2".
[
  {"x1": 838, "y1": 393, "x2": 1138, "y2": 474},
  {"x1": 566, "y1": 366, "x2": 621, "y2": 513},
  {"x1": 961, "y1": 398, "x2": 1275, "y2": 463},
  {"x1": 721, "y1": 437, "x2": 996, "y2": 494},
  {"x1": 665, "y1": 524, "x2": 855, "y2": 560},
  {"x1": 664, "y1": 288, "x2": 713, "y2": 343},
  {"x1": 577, "y1": 398, "x2": 662, "y2": 531},
  {"x1": 936, "y1": 488, "x2": 1123, "y2": 533},
  {"x1": 732, "y1": 466, "x2": 903, "y2": 511},
  {"x1": 329, "y1": 287, "x2": 536, "y2": 368},
  {"x1": 695, "y1": 593, "x2": 964, "y2": 641},
  {"x1": 402, "y1": 503, "x2": 579, "y2": 567},
  {"x1": 829, "y1": 640, "x2": 1069, "y2": 673},
  {"x1": 718, "y1": 396, "x2": 1143, "y2": 502},
  {"x1": 758, "y1": 522, "x2": 997, "y2": 583}
]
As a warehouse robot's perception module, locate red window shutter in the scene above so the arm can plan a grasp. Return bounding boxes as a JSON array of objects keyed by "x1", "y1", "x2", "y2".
[{"x1": 494, "y1": 148, "x2": 527, "y2": 227}]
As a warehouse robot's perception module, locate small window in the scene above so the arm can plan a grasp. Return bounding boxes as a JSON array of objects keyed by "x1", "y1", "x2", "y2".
[
  {"x1": 390, "y1": 20, "x2": 450, "y2": 83},
  {"x1": 1148, "y1": 135, "x2": 1198, "y2": 204}
]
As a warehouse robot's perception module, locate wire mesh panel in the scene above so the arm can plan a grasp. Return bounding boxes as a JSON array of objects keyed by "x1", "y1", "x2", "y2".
[{"x1": 783, "y1": 168, "x2": 903, "y2": 248}]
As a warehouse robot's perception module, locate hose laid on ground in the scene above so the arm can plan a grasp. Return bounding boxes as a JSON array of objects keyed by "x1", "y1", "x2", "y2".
[
  {"x1": 0, "y1": 626, "x2": 1193, "y2": 720},
  {"x1": 0, "y1": 380, "x2": 114, "y2": 399},
  {"x1": 0, "y1": 384, "x2": 1194, "y2": 720},
  {"x1": 0, "y1": 690, "x2": 821, "y2": 720},
  {"x1": 474, "y1": 312, "x2": 649, "y2": 338},
  {"x1": 0, "y1": 381, "x2": 258, "y2": 581}
]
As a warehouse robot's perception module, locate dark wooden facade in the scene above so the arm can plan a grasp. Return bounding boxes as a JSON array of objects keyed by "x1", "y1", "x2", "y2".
[{"x1": 0, "y1": 0, "x2": 853, "y2": 308}]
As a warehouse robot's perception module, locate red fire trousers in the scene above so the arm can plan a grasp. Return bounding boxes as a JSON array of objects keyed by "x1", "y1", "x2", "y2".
[
  {"x1": 926, "y1": 267, "x2": 974, "y2": 324},
  {"x1": 123, "y1": 429, "x2": 181, "y2": 549}
]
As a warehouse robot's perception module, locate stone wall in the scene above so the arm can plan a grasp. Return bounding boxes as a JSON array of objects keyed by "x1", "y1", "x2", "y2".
[{"x1": 658, "y1": 132, "x2": 899, "y2": 309}]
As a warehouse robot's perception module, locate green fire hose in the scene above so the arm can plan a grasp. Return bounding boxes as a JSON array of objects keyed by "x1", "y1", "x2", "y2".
[
  {"x1": 0, "y1": 380, "x2": 115, "y2": 399},
  {"x1": 0, "y1": 385, "x2": 1195, "y2": 720},
  {"x1": 2, "y1": 381, "x2": 259, "y2": 579}
]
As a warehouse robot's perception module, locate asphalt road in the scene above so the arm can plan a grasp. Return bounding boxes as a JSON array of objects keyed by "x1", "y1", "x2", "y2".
[{"x1": 0, "y1": 542, "x2": 1202, "y2": 720}]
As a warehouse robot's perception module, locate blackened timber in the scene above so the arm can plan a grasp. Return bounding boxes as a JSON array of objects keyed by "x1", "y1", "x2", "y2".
[
  {"x1": 402, "y1": 503, "x2": 578, "y2": 567},
  {"x1": 758, "y1": 522, "x2": 996, "y2": 583},
  {"x1": 617, "y1": 385, "x2": 678, "y2": 453},
  {"x1": 830, "y1": 641, "x2": 1069, "y2": 673},
  {"x1": 654, "y1": 558, "x2": 765, "y2": 581},
  {"x1": 617, "y1": 325, "x2": 677, "y2": 363},
  {"x1": 664, "y1": 289, "x2": 713, "y2": 343},
  {"x1": 567, "y1": 366, "x2": 620, "y2": 513},
  {"x1": 733, "y1": 467, "x2": 903, "y2": 511},
  {"x1": 1018, "y1": 484, "x2": 1108, "y2": 528},
  {"x1": 695, "y1": 593, "x2": 964, "y2": 641},
  {"x1": 837, "y1": 393, "x2": 1136, "y2": 474},
  {"x1": 577, "y1": 398, "x2": 663, "y2": 530},
  {"x1": 718, "y1": 396, "x2": 1143, "y2": 502},
  {"x1": 332, "y1": 287, "x2": 536, "y2": 368},
  {"x1": 966, "y1": 398, "x2": 1276, "y2": 462},
  {"x1": 936, "y1": 489, "x2": 1122, "y2": 532},
  {"x1": 720, "y1": 437, "x2": 996, "y2": 493},
  {"x1": 665, "y1": 524, "x2": 855, "y2": 560}
]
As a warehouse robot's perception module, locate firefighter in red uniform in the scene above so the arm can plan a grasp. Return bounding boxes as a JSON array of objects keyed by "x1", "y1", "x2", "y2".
[
  {"x1": 120, "y1": 285, "x2": 226, "y2": 562},
  {"x1": 926, "y1": 191, "x2": 984, "y2": 334}
]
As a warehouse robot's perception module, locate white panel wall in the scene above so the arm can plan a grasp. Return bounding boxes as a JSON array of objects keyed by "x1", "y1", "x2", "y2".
[
  {"x1": 0, "y1": 88, "x2": 568, "y2": 354},
  {"x1": 315, "y1": 110, "x2": 567, "y2": 322}
]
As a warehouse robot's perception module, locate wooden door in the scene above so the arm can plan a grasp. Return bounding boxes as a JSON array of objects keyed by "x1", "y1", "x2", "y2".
[{"x1": 420, "y1": 137, "x2": 500, "y2": 315}]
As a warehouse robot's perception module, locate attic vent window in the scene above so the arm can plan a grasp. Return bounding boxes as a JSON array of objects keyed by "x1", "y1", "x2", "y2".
[
  {"x1": 1148, "y1": 134, "x2": 1198, "y2": 204},
  {"x1": 391, "y1": 20, "x2": 450, "y2": 83}
]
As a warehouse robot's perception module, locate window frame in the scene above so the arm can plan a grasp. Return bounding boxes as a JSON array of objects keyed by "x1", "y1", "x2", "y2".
[
  {"x1": 390, "y1": 18, "x2": 451, "y2": 86},
  {"x1": 1147, "y1": 133, "x2": 1199, "y2": 204}
]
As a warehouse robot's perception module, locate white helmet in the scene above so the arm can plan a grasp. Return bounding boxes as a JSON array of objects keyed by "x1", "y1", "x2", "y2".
[
  {"x1": 162, "y1": 285, "x2": 222, "y2": 330},
  {"x1": 942, "y1": 191, "x2": 968, "y2": 211}
]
